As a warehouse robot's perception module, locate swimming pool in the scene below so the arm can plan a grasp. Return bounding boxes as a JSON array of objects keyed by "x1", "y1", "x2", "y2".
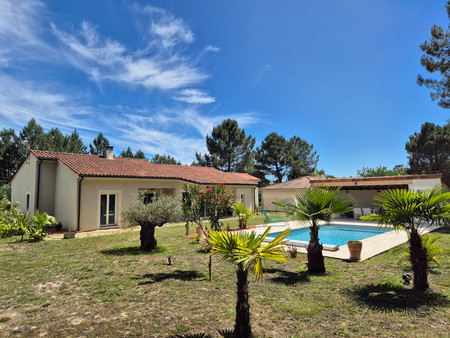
[{"x1": 267, "y1": 224, "x2": 391, "y2": 248}]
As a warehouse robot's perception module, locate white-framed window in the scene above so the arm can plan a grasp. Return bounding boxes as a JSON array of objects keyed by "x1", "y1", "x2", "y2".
[
  {"x1": 100, "y1": 193, "x2": 117, "y2": 226},
  {"x1": 240, "y1": 194, "x2": 245, "y2": 204}
]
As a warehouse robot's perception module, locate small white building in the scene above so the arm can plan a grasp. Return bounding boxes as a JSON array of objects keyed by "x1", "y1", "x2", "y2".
[
  {"x1": 11, "y1": 149, "x2": 260, "y2": 231},
  {"x1": 261, "y1": 174, "x2": 448, "y2": 211}
]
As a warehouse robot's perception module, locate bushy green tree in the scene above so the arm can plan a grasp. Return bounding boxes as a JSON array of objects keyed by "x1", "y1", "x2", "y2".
[
  {"x1": 42, "y1": 128, "x2": 67, "y2": 152},
  {"x1": 255, "y1": 132, "x2": 290, "y2": 183},
  {"x1": 405, "y1": 121, "x2": 450, "y2": 181},
  {"x1": 196, "y1": 119, "x2": 255, "y2": 172},
  {"x1": 0, "y1": 129, "x2": 22, "y2": 184},
  {"x1": 417, "y1": 1, "x2": 450, "y2": 108},
  {"x1": 287, "y1": 136, "x2": 319, "y2": 180},
  {"x1": 65, "y1": 130, "x2": 87, "y2": 154},
  {"x1": 151, "y1": 154, "x2": 181, "y2": 165},
  {"x1": 89, "y1": 132, "x2": 110, "y2": 156},
  {"x1": 361, "y1": 186, "x2": 450, "y2": 291},
  {"x1": 120, "y1": 147, "x2": 134, "y2": 158},
  {"x1": 122, "y1": 194, "x2": 183, "y2": 251},
  {"x1": 255, "y1": 133, "x2": 318, "y2": 183},
  {"x1": 134, "y1": 149, "x2": 146, "y2": 159},
  {"x1": 357, "y1": 165, "x2": 408, "y2": 177},
  {"x1": 274, "y1": 187, "x2": 355, "y2": 273},
  {"x1": 20, "y1": 118, "x2": 44, "y2": 151}
]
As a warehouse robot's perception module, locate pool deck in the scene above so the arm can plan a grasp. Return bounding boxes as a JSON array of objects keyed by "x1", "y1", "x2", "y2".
[{"x1": 247, "y1": 220, "x2": 439, "y2": 261}]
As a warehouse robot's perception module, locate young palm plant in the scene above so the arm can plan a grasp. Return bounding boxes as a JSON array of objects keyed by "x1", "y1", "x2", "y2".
[
  {"x1": 361, "y1": 185, "x2": 450, "y2": 291},
  {"x1": 273, "y1": 186, "x2": 354, "y2": 273},
  {"x1": 208, "y1": 227, "x2": 289, "y2": 338}
]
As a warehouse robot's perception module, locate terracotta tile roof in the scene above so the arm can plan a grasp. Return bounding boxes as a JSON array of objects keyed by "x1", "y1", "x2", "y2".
[
  {"x1": 232, "y1": 173, "x2": 261, "y2": 181},
  {"x1": 29, "y1": 150, "x2": 258, "y2": 185},
  {"x1": 261, "y1": 176, "x2": 322, "y2": 190},
  {"x1": 311, "y1": 174, "x2": 443, "y2": 186},
  {"x1": 261, "y1": 173, "x2": 445, "y2": 190}
]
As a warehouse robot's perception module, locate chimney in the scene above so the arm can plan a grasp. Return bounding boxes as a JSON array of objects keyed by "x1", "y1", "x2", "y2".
[{"x1": 106, "y1": 146, "x2": 114, "y2": 159}]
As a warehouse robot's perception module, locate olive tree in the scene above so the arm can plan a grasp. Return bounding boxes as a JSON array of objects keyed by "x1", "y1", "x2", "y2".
[{"x1": 122, "y1": 194, "x2": 183, "y2": 251}]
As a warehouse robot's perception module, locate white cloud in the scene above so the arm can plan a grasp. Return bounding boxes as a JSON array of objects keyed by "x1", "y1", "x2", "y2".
[
  {"x1": 173, "y1": 89, "x2": 215, "y2": 104},
  {"x1": 0, "y1": 0, "x2": 42, "y2": 44},
  {"x1": 0, "y1": 74, "x2": 97, "y2": 132},
  {"x1": 0, "y1": 0, "x2": 56, "y2": 63},
  {"x1": 0, "y1": 0, "x2": 261, "y2": 164},
  {"x1": 52, "y1": 17, "x2": 208, "y2": 91},
  {"x1": 204, "y1": 45, "x2": 220, "y2": 52}
]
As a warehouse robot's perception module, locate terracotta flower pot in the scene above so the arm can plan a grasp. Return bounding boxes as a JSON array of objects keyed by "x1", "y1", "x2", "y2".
[{"x1": 347, "y1": 241, "x2": 363, "y2": 260}]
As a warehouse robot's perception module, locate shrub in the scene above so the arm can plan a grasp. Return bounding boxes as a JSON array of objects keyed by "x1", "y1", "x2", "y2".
[
  {"x1": 0, "y1": 184, "x2": 11, "y2": 201},
  {"x1": 233, "y1": 203, "x2": 253, "y2": 229}
]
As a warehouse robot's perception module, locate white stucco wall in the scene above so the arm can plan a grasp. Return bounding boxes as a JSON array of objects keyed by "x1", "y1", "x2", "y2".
[
  {"x1": 409, "y1": 178, "x2": 442, "y2": 192},
  {"x1": 54, "y1": 164, "x2": 78, "y2": 231},
  {"x1": 261, "y1": 190, "x2": 300, "y2": 211},
  {"x1": 11, "y1": 154, "x2": 38, "y2": 214},
  {"x1": 78, "y1": 179, "x2": 256, "y2": 231},
  {"x1": 38, "y1": 161, "x2": 57, "y2": 215}
]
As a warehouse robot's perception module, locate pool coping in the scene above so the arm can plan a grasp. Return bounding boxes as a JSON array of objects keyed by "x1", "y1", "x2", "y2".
[{"x1": 246, "y1": 220, "x2": 439, "y2": 261}]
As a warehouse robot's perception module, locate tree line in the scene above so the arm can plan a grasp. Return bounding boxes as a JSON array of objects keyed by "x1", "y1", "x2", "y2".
[
  {"x1": 1, "y1": 117, "x2": 449, "y2": 187},
  {"x1": 0, "y1": 119, "x2": 179, "y2": 185}
]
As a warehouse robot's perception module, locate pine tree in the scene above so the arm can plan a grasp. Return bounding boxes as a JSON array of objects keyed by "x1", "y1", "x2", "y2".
[
  {"x1": 254, "y1": 132, "x2": 290, "y2": 183},
  {"x1": 151, "y1": 154, "x2": 181, "y2": 165},
  {"x1": 0, "y1": 129, "x2": 22, "y2": 184},
  {"x1": 89, "y1": 133, "x2": 110, "y2": 157},
  {"x1": 20, "y1": 118, "x2": 44, "y2": 151},
  {"x1": 196, "y1": 119, "x2": 255, "y2": 172},
  {"x1": 406, "y1": 121, "x2": 450, "y2": 181},
  {"x1": 417, "y1": 1, "x2": 450, "y2": 108},
  {"x1": 66, "y1": 130, "x2": 87, "y2": 154},
  {"x1": 120, "y1": 147, "x2": 134, "y2": 158},
  {"x1": 42, "y1": 128, "x2": 67, "y2": 152}
]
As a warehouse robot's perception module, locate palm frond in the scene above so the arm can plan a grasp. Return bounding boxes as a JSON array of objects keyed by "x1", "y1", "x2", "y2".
[{"x1": 209, "y1": 227, "x2": 289, "y2": 280}]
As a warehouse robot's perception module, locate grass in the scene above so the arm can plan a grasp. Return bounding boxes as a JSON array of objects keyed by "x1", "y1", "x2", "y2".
[{"x1": 0, "y1": 214, "x2": 449, "y2": 337}]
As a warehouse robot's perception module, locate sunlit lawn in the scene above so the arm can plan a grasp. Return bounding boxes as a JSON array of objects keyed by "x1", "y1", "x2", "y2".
[{"x1": 0, "y1": 214, "x2": 449, "y2": 337}]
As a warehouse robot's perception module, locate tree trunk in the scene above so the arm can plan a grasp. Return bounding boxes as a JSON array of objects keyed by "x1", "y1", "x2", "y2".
[
  {"x1": 409, "y1": 227, "x2": 429, "y2": 291},
  {"x1": 307, "y1": 225, "x2": 326, "y2": 273},
  {"x1": 234, "y1": 269, "x2": 252, "y2": 338},
  {"x1": 185, "y1": 222, "x2": 190, "y2": 236},
  {"x1": 140, "y1": 224, "x2": 157, "y2": 251}
]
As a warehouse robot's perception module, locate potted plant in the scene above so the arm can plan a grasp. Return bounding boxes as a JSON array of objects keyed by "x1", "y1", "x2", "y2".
[{"x1": 347, "y1": 241, "x2": 363, "y2": 260}]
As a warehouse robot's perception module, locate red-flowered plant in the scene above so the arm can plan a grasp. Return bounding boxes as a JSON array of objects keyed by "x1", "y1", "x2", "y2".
[{"x1": 203, "y1": 184, "x2": 236, "y2": 231}]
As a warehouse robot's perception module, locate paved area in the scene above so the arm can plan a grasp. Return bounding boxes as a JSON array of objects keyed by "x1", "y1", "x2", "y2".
[{"x1": 248, "y1": 220, "x2": 438, "y2": 261}]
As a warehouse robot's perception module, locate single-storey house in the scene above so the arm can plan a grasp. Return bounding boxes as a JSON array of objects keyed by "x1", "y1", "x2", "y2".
[
  {"x1": 261, "y1": 174, "x2": 448, "y2": 212},
  {"x1": 11, "y1": 148, "x2": 260, "y2": 231}
]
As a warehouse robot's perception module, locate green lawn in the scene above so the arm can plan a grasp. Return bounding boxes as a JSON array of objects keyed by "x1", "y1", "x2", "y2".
[{"x1": 0, "y1": 216, "x2": 449, "y2": 337}]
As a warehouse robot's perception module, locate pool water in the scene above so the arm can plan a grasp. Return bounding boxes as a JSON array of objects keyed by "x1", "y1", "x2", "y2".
[{"x1": 268, "y1": 224, "x2": 391, "y2": 247}]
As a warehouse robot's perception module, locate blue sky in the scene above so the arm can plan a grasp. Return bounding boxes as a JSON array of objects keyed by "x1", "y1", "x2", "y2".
[{"x1": 0, "y1": 0, "x2": 447, "y2": 177}]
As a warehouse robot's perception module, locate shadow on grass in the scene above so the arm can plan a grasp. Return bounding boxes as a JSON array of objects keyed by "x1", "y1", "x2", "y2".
[
  {"x1": 135, "y1": 270, "x2": 203, "y2": 285},
  {"x1": 170, "y1": 333, "x2": 212, "y2": 338},
  {"x1": 265, "y1": 268, "x2": 310, "y2": 285},
  {"x1": 432, "y1": 227, "x2": 450, "y2": 235},
  {"x1": 100, "y1": 245, "x2": 166, "y2": 256},
  {"x1": 346, "y1": 282, "x2": 448, "y2": 314}
]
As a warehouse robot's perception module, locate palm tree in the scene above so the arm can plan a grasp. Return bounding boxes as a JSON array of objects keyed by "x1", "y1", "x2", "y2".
[
  {"x1": 361, "y1": 185, "x2": 450, "y2": 291},
  {"x1": 274, "y1": 186, "x2": 354, "y2": 273},
  {"x1": 208, "y1": 227, "x2": 289, "y2": 338}
]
